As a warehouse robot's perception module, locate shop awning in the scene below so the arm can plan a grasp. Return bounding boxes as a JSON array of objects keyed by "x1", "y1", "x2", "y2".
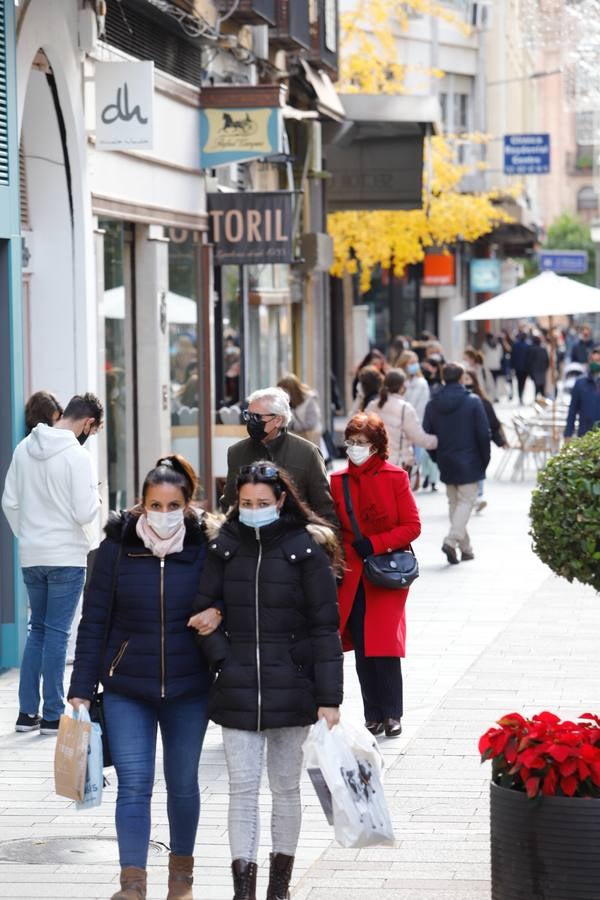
[{"x1": 325, "y1": 93, "x2": 441, "y2": 211}]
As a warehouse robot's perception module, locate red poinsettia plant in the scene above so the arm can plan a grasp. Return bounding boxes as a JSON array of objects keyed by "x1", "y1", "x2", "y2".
[{"x1": 479, "y1": 711, "x2": 600, "y2": 799}]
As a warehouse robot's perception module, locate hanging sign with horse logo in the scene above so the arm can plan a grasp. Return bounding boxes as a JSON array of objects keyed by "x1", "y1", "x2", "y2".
[{"x1": 199, "y1": 86, "x2": 283, "y2": 169}]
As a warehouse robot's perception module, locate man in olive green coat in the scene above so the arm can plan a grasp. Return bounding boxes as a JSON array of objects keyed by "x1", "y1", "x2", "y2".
[{"x1": 222, "y1": 386, "x2": 339, "y2": 528}]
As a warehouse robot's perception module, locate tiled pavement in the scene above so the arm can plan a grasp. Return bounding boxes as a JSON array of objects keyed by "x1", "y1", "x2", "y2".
[{"x1": 0, "y1": 437, "x2": 597, "y2": 899}]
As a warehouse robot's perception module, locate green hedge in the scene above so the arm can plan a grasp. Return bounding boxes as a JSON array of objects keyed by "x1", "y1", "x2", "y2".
[{"x1": 530, "y1": 428, "x2": 600, "y2": 592}]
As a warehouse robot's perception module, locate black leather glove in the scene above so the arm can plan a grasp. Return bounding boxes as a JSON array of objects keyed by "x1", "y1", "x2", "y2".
[{"x1": 352, "y1": 537, "x2": 374, "y2": 559}]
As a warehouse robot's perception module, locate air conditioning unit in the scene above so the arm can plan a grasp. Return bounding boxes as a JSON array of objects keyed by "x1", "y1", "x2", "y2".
[{"x1": 469, "y1": 1, "x2": 492, "y2": 30}]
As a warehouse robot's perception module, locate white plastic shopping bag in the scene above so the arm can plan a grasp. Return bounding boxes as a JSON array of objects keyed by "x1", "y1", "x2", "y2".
[
  {"x1": 75, "y1": 706, "x2": 104, "y2": 810},
  {"x1": 303, "y1": 718, "x2": 395, "y2": 848}
]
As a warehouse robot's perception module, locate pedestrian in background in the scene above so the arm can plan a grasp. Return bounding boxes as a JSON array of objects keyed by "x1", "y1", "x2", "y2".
[
  {"x1": 570, "y1": 323, "x2": 596, "y2": 364},
  {"x1": 423, "y1": 364, "x2": 491, "y2": 564},
  {"x1": 365, "y1": 369, "x2": 437, "y2": 474},
  {"x1": 352, "y1": 365, "x2": 384, "y2": 413},
  {"x1": 2, "y1": 393, "x2": 102, "y2": 736},
  {"x1": 331, "y1": 413, "x2": 421, "y2": 738},
  {"x1": 351, "y1": 349, "x2": 387, "y2": 400},
  {"x1": 397, "y1": 350, "x2": 431, "y2": 421},
  {"x1": 500, "y1": 329, "x2": 514, "y2": 400},
  {"x1": 482, "y1": 333, "x2": 504, "y2": 401},
  {"x1": 190, "y1": 462, "x2": 342, "y2": 900},
  {"x1": 277, "y1": 373, "x2": 322, "y2": 447},
  {"x1": 221, "y1": 387, "x2": 338, "y2": 528},
  {"x1": 25, "y1": 390, "x2": 63, "y2": 434},
  {"x1": 69, "y1": 455, "x2": 213, "y2": 900},
  {"x1": 526, "y1": 332, "x2": 550, "y2": 398},
  {"x1": 461, "y1": 369, "x2": 507, "y2": 514},
  {"x1": 564, "y1": 346, "x2": 600, "y2": 439},
  {"x1": 511, "y1": 329, "x2": 531, "y2": 404}
]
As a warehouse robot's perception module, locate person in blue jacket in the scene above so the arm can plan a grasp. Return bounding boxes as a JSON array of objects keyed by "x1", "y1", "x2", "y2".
[
  {"x1": 564, "y1": 347, "x2": 600, "y2": 439},
  {"x1": 69, "y1": 455, "x2": 213, "y2": 900},
  {"x1": 423, "y1": 363, "x2": 491, "y2": 565}
]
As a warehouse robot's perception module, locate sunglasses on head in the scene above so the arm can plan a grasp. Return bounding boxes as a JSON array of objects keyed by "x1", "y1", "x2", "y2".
[{"x1": 238, "y1": 464, "x2": 279, "y2": 479}]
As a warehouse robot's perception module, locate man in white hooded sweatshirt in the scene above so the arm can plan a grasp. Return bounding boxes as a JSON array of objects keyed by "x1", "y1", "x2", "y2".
[{"x1": 2, "y1": 393, "x2": 103, "y2": 734}]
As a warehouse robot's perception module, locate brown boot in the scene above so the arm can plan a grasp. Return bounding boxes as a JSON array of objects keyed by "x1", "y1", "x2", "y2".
[
  {"x1": 266, "y1": 853, "x2": 294, "y2": 900},
  {"x1": 231, "y1": 858, "x2": 257, "y2": 900},
  {"x1": 166, "y1": 853, "x2": 194, "y2": 900},
  {"x1": 110, "y1": 866, "x2": 147, "y2": 900}
]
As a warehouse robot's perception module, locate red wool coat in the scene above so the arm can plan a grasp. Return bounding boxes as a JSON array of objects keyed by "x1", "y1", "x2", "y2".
[{"x1": 331, "y1": 455, "x2": 421, "y2": 658}]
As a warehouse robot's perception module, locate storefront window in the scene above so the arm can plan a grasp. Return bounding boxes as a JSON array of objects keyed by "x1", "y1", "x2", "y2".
[
  {"x1": 100, "y1": 219, "x2": 130, "y2": 510},
  {"x1": 247, "y1": 264, "x2": 292, "y2": 393}
]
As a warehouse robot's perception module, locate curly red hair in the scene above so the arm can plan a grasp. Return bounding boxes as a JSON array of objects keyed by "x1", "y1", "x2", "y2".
[{"x1": 345, "y1": 412, "x2": 389, "y2": 460}]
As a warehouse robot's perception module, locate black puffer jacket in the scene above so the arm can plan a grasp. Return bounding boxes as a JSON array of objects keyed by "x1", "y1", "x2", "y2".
[
  {"x1": 69, "y1": 511, "x2": 211, "y2": 703},
  {"x1": 194, "y1": 515, "x2": 343, "y2": 731}
]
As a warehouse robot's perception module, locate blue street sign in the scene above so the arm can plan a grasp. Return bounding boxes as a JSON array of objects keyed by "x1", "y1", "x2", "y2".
[
  {"x1": 538, "y1": 250, "x2": 588, "y2": 275},
  {"x1": 503, "y1": 134, "x2": 550, "y2": 175}
]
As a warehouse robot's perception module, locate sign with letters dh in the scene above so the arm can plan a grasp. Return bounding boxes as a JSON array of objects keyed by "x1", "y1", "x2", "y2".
[
  {"x1": 95, "y1": 61, "x2": 155, "y2": 151},
  {"x1": 207, "y1": 192, "x2": 294, "y2": 266}
]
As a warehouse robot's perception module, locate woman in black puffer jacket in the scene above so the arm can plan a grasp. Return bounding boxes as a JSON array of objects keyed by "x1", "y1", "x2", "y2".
[
  {"x1": 189, "y1": 462, "x2": 343, "y2": 900},
  {"x1": 69, "y1": 455, "x2": 213, "y2": 900}
]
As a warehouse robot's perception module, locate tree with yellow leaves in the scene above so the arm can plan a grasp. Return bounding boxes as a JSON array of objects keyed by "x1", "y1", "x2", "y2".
[{"x1": 329, "y1": 0, "x2": 516, "y2": 292}]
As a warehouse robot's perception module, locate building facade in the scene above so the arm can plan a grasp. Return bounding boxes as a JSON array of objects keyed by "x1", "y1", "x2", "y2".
[{"x1": 0, "y1": 0, "x2": 341, "y2": 668}]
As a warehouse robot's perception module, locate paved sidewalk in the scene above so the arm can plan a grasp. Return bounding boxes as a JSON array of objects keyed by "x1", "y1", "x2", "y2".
[{"x1": 0, "y1": 451, "x2": 596, "y2": 899}]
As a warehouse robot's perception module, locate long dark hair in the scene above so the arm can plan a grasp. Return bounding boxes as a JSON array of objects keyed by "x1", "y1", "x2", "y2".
[
  {"x1": 358, "y1": 366, "x2": 384, "y2": 410},
  {"x1": 135, "y1": 454, "x2": 199, "y2": 515},
  {"x1": 25, "y1": 391, "x2": 63, "y2": 434},
  {"x1": 378, "y1": 369, "x2": 406, "y2": 408},
  {"x1": 232, "y1": 462, "x2": 342, "y2": 574},
  {"x1": 463, "y1": 368, "x2": 490, "y2": 403}
]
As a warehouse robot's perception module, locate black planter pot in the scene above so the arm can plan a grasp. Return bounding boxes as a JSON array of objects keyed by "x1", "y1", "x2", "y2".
[{"x1": 490, "y1": 781, "x2": 600, "y2": 900}]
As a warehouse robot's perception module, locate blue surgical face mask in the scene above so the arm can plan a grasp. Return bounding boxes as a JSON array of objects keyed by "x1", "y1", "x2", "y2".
[
  {"x1": 407, "y1": 362, "x2": 420, "y2": 376},
  {"x1": 239, "y1": 505, "x2": 280, "y2": 529}
]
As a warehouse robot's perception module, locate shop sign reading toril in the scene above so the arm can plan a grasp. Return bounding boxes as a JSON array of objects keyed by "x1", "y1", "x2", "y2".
[
  {"x1": 207, "y1": 193, "x2": 294, "y2": 265},
  {"x1": 95, "y1": 61, "x2": 155, "y2": 151}
]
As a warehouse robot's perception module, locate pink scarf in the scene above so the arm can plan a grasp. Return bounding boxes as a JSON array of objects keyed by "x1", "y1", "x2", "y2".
[{"x1": 135, "y1": 513, "x2": 186, "y2": 558}]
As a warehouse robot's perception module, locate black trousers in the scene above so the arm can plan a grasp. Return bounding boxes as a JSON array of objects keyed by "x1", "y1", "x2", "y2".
[
  {"x1": 347, "y1": 581, "x2": 403, "y2": 721},
  {"x1": 516, "y1": 371, "x2": 528, "y2": 403}
]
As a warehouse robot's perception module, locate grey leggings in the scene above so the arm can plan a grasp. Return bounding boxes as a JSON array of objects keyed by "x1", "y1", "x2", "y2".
[{"x1": 222, "y1": 725, "x2": 310, "y2": 862}]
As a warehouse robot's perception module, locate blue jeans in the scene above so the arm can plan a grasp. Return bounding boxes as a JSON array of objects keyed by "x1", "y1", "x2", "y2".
[
  {"x1": 19, "y1": 566, "x2": 85, "y2": 721},
  {"x1": 103, "y1": 691, "x2": 209, "y2": 868}
]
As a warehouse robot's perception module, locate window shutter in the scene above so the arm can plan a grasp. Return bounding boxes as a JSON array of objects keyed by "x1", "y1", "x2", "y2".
[{"x1": 0, "y1": 2, "x2": 10, "y2": 186}]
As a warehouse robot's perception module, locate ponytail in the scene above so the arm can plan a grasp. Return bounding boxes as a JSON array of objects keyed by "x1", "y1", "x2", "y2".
[
  {"x1": 140, "y1": 453, "x2": 199, "y2": 506},
  {"x1": 378, "y1": 386, "x2": 389, "y2": 409}
]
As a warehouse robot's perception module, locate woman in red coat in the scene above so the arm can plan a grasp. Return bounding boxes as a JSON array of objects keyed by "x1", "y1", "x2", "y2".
[{"x1": 331, "y1": 412, "x2": 421, "y2": 737}]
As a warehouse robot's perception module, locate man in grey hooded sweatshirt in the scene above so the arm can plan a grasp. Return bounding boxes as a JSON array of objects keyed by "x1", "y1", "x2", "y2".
[{"x1": 2, "y1": 393, "x2": 103, "y2": 734}]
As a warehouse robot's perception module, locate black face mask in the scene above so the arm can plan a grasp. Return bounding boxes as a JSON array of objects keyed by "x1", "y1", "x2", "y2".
[
  {"x1": 77, "y1": 431, "x2": 89, "y2": 445},
  {"x1": 465, "y1": 385, "x2": 473, "y2": 393},
  {"x1": 246, "y1": 420, "x2": 267, "y2": 443}
]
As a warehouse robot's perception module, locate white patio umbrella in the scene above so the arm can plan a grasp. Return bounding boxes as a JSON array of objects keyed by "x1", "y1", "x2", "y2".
[
  {"x1": 453, "y1": 270, "x2": 600, "y2": 321},
  {"x1": 453, "y1": 269, "x2": 600, "y2": 446},
  {"x1": 101, "y1": 286, "x2": 197, "y2": 324}
]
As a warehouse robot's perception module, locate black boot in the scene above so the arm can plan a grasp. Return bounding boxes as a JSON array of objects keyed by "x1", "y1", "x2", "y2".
[
  {"x1": 231, "y1": 859, "x2": 257, "y2": 900},
  {"x1": 266, "y1": 853, "x2": 294, "y2": 900}
]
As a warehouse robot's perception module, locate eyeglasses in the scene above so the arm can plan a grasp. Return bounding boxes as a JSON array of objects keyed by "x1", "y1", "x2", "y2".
[
  {"x1": 238, "y1": 464, "x2": 279, "y2": 479},
  {"x1": 242, "y1": 410, "x2": 279, "y2": 425},
  {"x1": 344, "y1": 439, "x2": 371, "y2": 448}
]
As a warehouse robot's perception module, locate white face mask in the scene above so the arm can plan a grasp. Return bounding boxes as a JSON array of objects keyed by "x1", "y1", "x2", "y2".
[
  {"x1": 347, "y1": 444, "x2": 372, "y2": 466},
  {"x1": 146, "y1": 508, "x2": 184, "y2": 539}
]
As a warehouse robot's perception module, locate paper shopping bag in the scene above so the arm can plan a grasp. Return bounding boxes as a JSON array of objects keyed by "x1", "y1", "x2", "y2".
[{"x1": 54, "y1": 711, "x2": 91, "y2": 801}]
